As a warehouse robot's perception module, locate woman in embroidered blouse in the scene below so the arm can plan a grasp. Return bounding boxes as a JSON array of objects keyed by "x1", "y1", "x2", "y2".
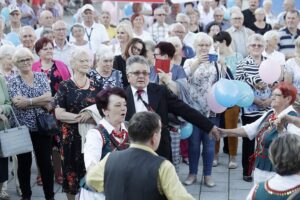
[
  {"x1": 182, "y1": 32, "x2": 223, "y2": 187},
  {"x1": 0, "y1": 75, "x2": 12, "y2": 200},
  {"x1": 113, "y1": 38, "x2": 147, "y2": 88},
  {"x1": 80, "y1": 87, "x2": 129, "y2": 200},
  {"x1": 235, "y1": 34, "x2": 272, "y2": 182},
  {"x1": 33, "y1": 37, "x2": 71, "y2": 185},
  {"x1": 220, "y1": 82, "x2": 300, "y2": 185},
  {"x1": 0, "y1": 45, "x2": 17, "y2": 82},
  {"x1": 54, "y1": 49, "x2": 102, "y2": 200},
  {"x1": 7, "y1": 47, "x2": 54, "y2": 200},
  {"x1": 88, "y1": 45, "x2": 123, "y2": 89},
  {"x1": 247, "y1": 134, "x2": 300, "y2": 200}
]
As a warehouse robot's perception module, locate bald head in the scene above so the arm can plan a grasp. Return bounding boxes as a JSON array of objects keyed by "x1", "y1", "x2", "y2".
[{"x1": 39, "y1": 10, "x2": 54, "y2": 28}]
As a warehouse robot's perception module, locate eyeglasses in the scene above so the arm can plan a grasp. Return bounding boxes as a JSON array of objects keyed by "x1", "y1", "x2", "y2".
[
  {"x1": 132, "y1": 46, "x2": 142, "y2": 53},
  {"x1": 232, "y1": 17, "x2": 243, "y2": 20},
  {"x1": 17, "y1": 58, "x2": 32, "y2": 64},
  {"x1": 54, "y1": 28, "x2": 67, "y2": 32},
  {"x1": 250, "y1": 44, "x2": 263, "y2": 48},
  {"x1": 156, "y1": 14, "x2": 166, "y2": 16},
  {"x1": 174, "y1": 30, "x2": 185, "y2": 34},
  {"x1": 214, "y1": 14, "x2": 223, "y2": 17},
  {"x1": 197, "y1": 44, "x2": 211, "y2": 48},
  {"x1": 177, "y1": 21, "x2": 188, "y2": 24},
  {"x1": 129, "y1": 71, "x2": 150, "y2": 76},
  {"x1": 78, "y1": 59, "x2": 90, "y2": 63},
  {"x1": 10, "y1": 12, "x2": 20, "y2": 16}
]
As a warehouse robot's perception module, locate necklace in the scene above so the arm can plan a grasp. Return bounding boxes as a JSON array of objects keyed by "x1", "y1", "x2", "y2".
[{"x1": 74, "y1": 77, "x2": 88, "y2": 89}]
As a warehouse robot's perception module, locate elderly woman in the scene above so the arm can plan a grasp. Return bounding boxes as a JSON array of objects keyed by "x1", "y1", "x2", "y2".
[
  {"x1": 88, "y1": 46, "x2": 123, "y2": 89},
  {"x1": 70, "y1": 24, "x2": 90, "y2": 52},
  {"x1": 247, "y1": 134, "x2": 300, "y2": 199},
  {"x1": 131, "y1": 14, "x2": 153, "y2": 42},
  {"x1": 285, "y1": 37, "x2": 300, "y2": 113},
  {"x1": 213, "y1": 31, "x2": 243, "y2": 168},
  {"x1": 113, "y1": 22, "x2": 133, "y2": 56},
  {"x1": 235, "y1": 33, "x2": 272, "y2": 182},
  {"x1": 113, "y1": 38, "x2": 147, "y2": 88},
  {"x1": 220, "y1": 82, "x2": 299, "y2": 184},
  {"x1": 0, "y1": 75, "x2": 11, "y2": 200},
  {"x1": 183, "y1": 32, "x2": 224, "y2": 187},
  {"x1": 7, "y1": 47, "x2": 54, "y2": 200},
  {"x1": 80, "y1": 87, "x2": 129, "y2": 199},
  {"x1": 187, "y1": 9, "x2": 204, "y2": 33},
  {"x1": 250, "y1": 8, "x2": 272, "y2": 35},
  {"x1": 0, "y1": 45, "x2": 17, "y2": 81},
  {"x1": 54, "y1": 49, "x2": 102, "y2": 200},
  {"x1": 32, "y1": 37, "x2": 71, "y2": 185},
  {"x1": 262, "y1": 30, "x2": 286, "y2": 66},
  {"x1": 166, "y1": 36, "x2": 186, "y2": 66}
]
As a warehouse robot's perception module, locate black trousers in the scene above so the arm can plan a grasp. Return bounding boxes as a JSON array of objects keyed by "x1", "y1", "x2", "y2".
[
  {"x1": 156, "y1": 128, "x2": 172, "y2": 162},
  {"x1": 0, "y1": 157, "x2": 8, "y2": 183},
  {"x1": 17, "y1": 131, "x2": 54, "y2": 199},
  {"x1": 241, "y1": 115, "x2": 260, "y2": 176}
]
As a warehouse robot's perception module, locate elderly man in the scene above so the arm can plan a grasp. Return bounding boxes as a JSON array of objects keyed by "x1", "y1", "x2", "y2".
[
  {"x1": 19, "y1": 26, "x2": 37, "y2": 54},
  {"x1": 87, "y1": 112, "x2": 195, "y2": 200},
  {"x1": 70, "y1": 4, "x2": 109, "y2": 53},
  {"x1": 176, "y1": 13, "x2": 196, "y2": 50},
  {"x1": 52, "y1": 20, "x2": 73, "y2": 74},
  {"x1": 148, "y1": 7, "x2": 169, "y2": 43},
  {"x1": 4, "y1": 5, "x2": 22, "y2": 34},
  {"x1": 278, "y1": 9, "x2": 300, "y2": 59},
  {"x1": 16, "y1": 0, "x2": 37, "y2": 26},
  {"x1": 99, "y1": 11, "x2": 116, "y2": 41},
  {"x1": 226, "y1": 11, "x2": 254, "y2": 57},
  {"x1": 197, "y1": 0, "x2": 214, "y2": 27},
  {"x1": 35, "y1": 10, "x2": 54, "y2": 39},
  {"x1": 169, "y1": 23, "x2": 195, "y2": 59},
  {"x1": 242, "y1": 0, "x2": 259, "y2": 29},
  {"x1": 40, "y1": 0, "x2": 61, "y2": 21},
  {"x1": 123, "y1": 56, "x2": 220, "y2": 160},
  {"x1": 274, "y1": 0, "x2": 296, "y2": 29},
  {"x1": 205, "y1": 7, "x2": 231, "y2": 32}
]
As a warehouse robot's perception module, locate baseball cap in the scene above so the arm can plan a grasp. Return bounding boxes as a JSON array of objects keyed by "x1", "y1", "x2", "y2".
[
  {"x1": 8, "y1": 4, "x2": 21, "y2": 14},
  {"x1": 81, "y1": 4, "x2": 95, "y2": 14}
]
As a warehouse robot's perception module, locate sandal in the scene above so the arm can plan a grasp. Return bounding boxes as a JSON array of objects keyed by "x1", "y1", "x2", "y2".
[
  {"x1": 36, "y1": 175, "x2": 43, "y2": 186},
  {"x1": 55, "y1": 174, "x2": 63, "y2": 185}
]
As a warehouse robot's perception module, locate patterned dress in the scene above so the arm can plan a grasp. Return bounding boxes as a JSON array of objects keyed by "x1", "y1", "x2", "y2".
[
  {"x1": 88, "y1": 68, "x2": 123, "y2": 89},
  {"x1": 54, "y1": 79, "x2": 101, "y2": 194}
]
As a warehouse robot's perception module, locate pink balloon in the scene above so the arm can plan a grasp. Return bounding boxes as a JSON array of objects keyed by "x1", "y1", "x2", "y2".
[
  {"x1": 207, "y1": 84, "x2": 227, "y2": 113},
  {"x1": 259, "y1": 59, "x2": 282, "y2": 84},
  {"x1": 102, "y1": 1, "x2": 115, "y2": 11}
]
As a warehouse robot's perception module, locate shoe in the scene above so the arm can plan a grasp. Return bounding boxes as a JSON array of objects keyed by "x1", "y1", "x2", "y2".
[
  {"x1": 243, "y1": 175, "x2": 253, "y2": 182},
  {"x1": 183, "y1": 174, "x2": 197, "y2": 185},
  {"x1": 204, "y1": 176, "x2": 216, "y2": 187},
  {"x1": 228, "y1": 156, "x2": 238, "y2": 169},
  {"x1": 36, "y1": 175, "x2": 43, "y2": 186},
  {"x1": 55, "y1": 174, "x2": 63, "y2": 185},
  {"x1": 16, "y1": 187, "x2": 22, "y2": 196},
  {"x1": 212, "y1": 159, "x2": 218, "y2": 167},
  {"x1": 0, "y1": 190, "x2": 10, "y2": 200},
  {"x1": 182, "y1": 158, "x2": 189, "y2": 165}
]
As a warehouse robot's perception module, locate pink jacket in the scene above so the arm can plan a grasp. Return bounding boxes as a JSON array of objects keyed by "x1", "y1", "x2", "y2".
[{"x1": 32, "y1": 60, "x2": 71, "y2": 80}]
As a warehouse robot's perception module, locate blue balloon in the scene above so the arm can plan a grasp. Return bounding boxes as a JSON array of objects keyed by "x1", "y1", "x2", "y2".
[
  {"x1": 5, "y1": 32, "x2": 21, "y2": 46},
  {"x1": 227, "y1": 0, "x2": 235, "y2": 8},
  {"x1": 124, "y1": 4, "x2": 133, "y2": 17},
  {"x1": 1, "y1": 7, "x2": 9, "y2": 24},
  {"x1": 214, "y1": 78, "x2": 239, "y2": 107},
  {"x1": 234, "y1": 80, "x2": 255, "y2": 107},
  {"x1": 180, "y1": 123, "x2": 193, "y2": 140}
]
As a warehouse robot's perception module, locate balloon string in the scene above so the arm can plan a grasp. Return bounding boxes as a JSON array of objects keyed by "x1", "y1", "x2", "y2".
[{"x1": 220, "y1": 64, "x2": 233, "y2": 80}]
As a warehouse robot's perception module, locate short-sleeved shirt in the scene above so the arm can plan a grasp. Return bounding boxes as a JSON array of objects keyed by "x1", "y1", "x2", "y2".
[
  {"x1": 88, "y1": 68, "x2": 123, "y2": 89},
  {"x1": 7, "y1": 72, "x2": 51, "y2": 130},
  {"x1": 278, "y1": 28, "x2": 300, "y2": 56}
]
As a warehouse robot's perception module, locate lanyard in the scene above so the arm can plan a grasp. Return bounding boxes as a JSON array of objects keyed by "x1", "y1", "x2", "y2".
[{"x1": 84, "y1": 27, "x2": 93, "y2": 49}]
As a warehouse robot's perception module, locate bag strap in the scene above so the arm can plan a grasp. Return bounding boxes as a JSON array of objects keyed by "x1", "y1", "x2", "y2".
[{"x1": 9, "y1": 107, "x2": 21, "y2": 128}]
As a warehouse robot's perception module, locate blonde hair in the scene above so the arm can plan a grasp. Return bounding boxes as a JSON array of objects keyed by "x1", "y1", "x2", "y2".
[
  {"x1": 247, "y1": 33, "x2": 266, "y2": 48},
  {"x1": 95, "y1": 45, "x2": 114, "y2": 63},
  {"x1": 254, "y1": 7, "x2": 265, "y2": 15},
  {"x1": 193, "y1": 32, "x2": 213, "y2": 53},
  {"x1": 166, "y1": 36, "x2": 183, "y2": 50},
  {"x1": 12, "y1": 47, "x2": 34, "y2": 66},
  {"x1": 117, "y1": 22, "x2": 133, "y2": 40},
  {"x1": 70, "y1": 48, "x2": 91, "y2": 69},
  {"x1": 0, "y1": 45, "x2": 16, "y2": 60}
]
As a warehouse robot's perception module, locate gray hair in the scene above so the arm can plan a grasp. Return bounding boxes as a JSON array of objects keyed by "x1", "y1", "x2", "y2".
[
  {"x1": 247, "y1": 33, "x2": 266, "y2": 48},
  {"x1": 214, "y1": 7, "x2": 224, "y2": 15},
  {"x1": 40, "y1": 28, "x2": 54, "y2": 38},
  {"x1": 19, "y1": 26, "x2": 35, "y2": 38},
  {"x1": 70, "y1": 23, "x2": 84, "y2": 36},
  {"x1": 168, "y1": 23, "x2": 186, "y2": 33},
  {"x1": 12, "y1": 47, "x2": 34, "y2": 66},
  {"x1": 126, "y1": 55, "x2": 150, "y2": 74},
  {"x1": 166, "y1": 36, "x2": 182, "y2": 49},
  {"x1": 117, "y1": 22, "x2": 134, "y2": 40},
  {"x1": 263, "y1": 0, "x2": 272, "y2": 7},
  {"x1": 70, "y1": 48, "x2": 91, "y2": 69},
  {"x1": 144, "y1": 40, "x2": 156, "y2": 52},
  {"x1": 95, "y1": 45, "x2": 114, "y2": 63},
  {"x1": 194, "y1": 32, "x2": 213, "y2": 51},
  {"x1": 263, "y1": 30, "x2": 279, "y2": 42},
  {"x1": 269, "y1": 134, "x2": 300, "y2": 175},
  {"x1": 176, "y1": 13, "x2": 190, "y2": 24},
  {"x1": 0, "y1": 44, "x2": 16, "y2": 61},
  {"x1": 52, "y1": 20, "x2": 67, "y2": 30}
]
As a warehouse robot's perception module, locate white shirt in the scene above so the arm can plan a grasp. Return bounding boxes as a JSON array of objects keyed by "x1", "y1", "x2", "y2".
[
  {"x1": 131, "y1": 86, "x2": 149, "y2": 112},
  {"x1": 262, "y1": 50, "x2": 286, "y2": 66},
  {"x1": 35, "y1": 27, "x2": 44, "y2": 40},
  {"x1": 83, "y1": 118, "x2": 127, "y2": 169},
  {"x1": 133, "y1": 30, "x2": 153, "y2": 42},
  {"x1": 197, "y1": 4, "x2": 214, "y2": 27},
  {"x1": 53, "y1": 40, "x2": 73, "y2": 75},
  {"x1": 183, "y1": 32, "x2": 196, "y2": 50},
  {"x1": 69, "y1": 22, "x2": 109, "y2": 53},
  {"x1": 242, "y1": 105, "x2": 300, "y2": 140}
]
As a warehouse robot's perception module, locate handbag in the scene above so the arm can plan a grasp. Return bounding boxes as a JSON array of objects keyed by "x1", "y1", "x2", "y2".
[
  {"x1": 35, "y1": 109, "x2": 58, "y2": 136},
  {"x1": 0, "y1": 107, "x2": 33, "y2": 157}
]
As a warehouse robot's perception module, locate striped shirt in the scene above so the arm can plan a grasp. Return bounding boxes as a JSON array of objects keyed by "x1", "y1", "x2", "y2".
[
  {"x1": 235, "y1": 56, "x2": 272, "y2": 117},
  {"x1": 278, "y1": 28, "x2": 300, "y2": 57}
]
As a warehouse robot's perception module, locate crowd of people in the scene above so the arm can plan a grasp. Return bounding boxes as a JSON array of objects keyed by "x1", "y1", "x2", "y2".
[{"x1": 0, "y1": 0, "x2": 300, "y2": 199}]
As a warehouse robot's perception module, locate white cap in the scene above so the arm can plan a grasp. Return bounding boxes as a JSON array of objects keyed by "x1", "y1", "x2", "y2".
[
  {"x1": 81, "y1": 4, "x2": 95, "y2": 14},
  {"x1": 8, "y1": 4, "x2": 21, "y2": 14}
]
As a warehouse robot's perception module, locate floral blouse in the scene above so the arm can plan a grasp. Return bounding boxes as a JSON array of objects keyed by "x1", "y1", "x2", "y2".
[
  {"x1": 42, "y1": 63, "x2": 64, "y2": 96},
  {"x1": 88, "y1": 68, "x2": 123, "y2": 89},
  {"x1": 7, "y1": 72, "x2": 51, "y2": 130}
]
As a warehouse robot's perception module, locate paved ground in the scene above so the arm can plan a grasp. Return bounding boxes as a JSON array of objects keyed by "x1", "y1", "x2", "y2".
[{"x1": 6, "y1": 137, "x2": 253, "y2": 200}]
